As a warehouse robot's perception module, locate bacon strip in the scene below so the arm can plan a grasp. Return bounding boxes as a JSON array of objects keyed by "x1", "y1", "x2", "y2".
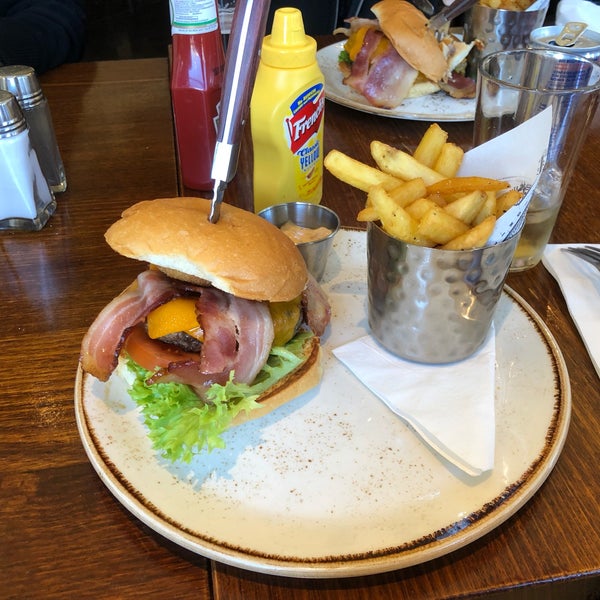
[
  {"x1": 146, "y1": 288, "x2": 274, "y2": 390},
  {"x1": 303, "y1": 273, "x2": 331, "y2": 337},
  {"x1": 81, "y1": 269, "x2": 330, "y2": 391},
  {"x1": 80, "y1": 270, "x2": 176, "y2": 381},
  {"x1": 198, "y1": 288, "x2": 274, "y2": 382},
  {"x1": 344, "y1": 28, "x2": 418, "y2": 109},
  {"x1": 439, "y1": 72, "x2": 476, "y2": 99},
  {"x1": 343, "y1": 28, "x2": 384, "y2": 93}
]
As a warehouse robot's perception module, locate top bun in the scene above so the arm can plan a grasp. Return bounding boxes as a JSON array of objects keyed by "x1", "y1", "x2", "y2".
[
  {"x1": 371, "y1": 0, "x2": 448, "y2": 82},
  {"x1": 105, "y1": 197, "x2": 308, "y2": 302}
]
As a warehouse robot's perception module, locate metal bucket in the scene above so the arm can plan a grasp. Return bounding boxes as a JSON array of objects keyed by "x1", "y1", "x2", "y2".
[
  {"x1": 464, "y1": 3, "x2": 549, "y2": 77},
  {"x1": 367, "y1": 222, "x2": 521, "y2": 364}
]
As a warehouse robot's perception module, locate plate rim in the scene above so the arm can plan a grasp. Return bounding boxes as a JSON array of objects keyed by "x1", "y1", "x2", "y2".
[
  {"x1": 317, "y1": 41, "x2": 476, "y2": 122},
  {"x1": 74, "y1": 232, "x2": 571, "y2": 578}
]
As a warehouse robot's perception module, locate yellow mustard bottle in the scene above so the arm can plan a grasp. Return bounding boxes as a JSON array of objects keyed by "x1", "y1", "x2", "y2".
[{"x1": 251, "y1": 7, "x2": 325, "y2": 213}]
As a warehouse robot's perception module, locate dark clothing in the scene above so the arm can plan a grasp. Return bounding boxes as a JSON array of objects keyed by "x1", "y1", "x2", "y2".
[
  {"x1": 266, "y1": 0, "x2": 342, "y2": 35},
  {"x1": 0, "y1": 0, "x2": 86, "y2": 74}
]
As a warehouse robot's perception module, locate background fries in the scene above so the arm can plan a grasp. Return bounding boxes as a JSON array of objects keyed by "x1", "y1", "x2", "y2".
[
  {"x1": 324, "y1": 124, "x2": 523, "y2": 251},
  {"x1": 479, "y1": 0, "x2": 535, "y2": 10}
]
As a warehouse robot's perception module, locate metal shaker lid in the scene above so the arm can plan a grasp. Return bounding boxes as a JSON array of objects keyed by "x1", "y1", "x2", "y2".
[
  {"x1": 0, "y1": 90, "x2": 27, "y2": 138},
  {"x1": 0, "y1": 65, "x2": 44, "y2": 108}
]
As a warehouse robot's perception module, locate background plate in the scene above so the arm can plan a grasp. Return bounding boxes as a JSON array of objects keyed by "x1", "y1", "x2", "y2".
[
  {"x1": 317, "y1": 41, "x2": 476, "y2": 122},
  {"x1": 75, "y1": 230, "x2": 570, "y2": 578}
]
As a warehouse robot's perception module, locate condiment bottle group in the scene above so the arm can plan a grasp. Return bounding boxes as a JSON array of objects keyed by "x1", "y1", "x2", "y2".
[{"x1": 250, "y1": 8, "x2": 325, "y2": 213}]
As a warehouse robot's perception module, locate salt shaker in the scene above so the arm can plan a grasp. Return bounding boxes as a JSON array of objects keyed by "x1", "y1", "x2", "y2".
[
  {"x1": 0, "y1": 65, "x2": 66, "y2": 192},
  {"x1": 0, "y1": 90, "x2": 56, "y2": 231}
]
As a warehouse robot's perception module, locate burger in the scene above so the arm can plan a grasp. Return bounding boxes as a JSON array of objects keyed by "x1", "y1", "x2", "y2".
[
  {"x1": 79, "y1": 197, "x2": 331, "y2": 462},
  {"x1": 337, "y1": 0, "x2": 476, "y2": 109}
]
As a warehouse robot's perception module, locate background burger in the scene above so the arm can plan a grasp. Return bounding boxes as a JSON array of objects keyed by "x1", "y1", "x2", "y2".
[
  {"x1": 80, "y1": 197, "x2": 330, "y2": 462},
  {"x1": 338, "y1": 0, "x2": 476, "y2": 109}
]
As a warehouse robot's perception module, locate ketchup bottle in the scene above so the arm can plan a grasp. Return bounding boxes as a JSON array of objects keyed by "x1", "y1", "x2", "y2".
[{"x1": 170, "y1": 0, "x2": 225, "y2": 191}]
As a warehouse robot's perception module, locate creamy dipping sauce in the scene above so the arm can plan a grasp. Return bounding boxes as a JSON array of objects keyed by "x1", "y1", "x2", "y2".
[{"x1": 280, "y1": 221, "x2": 332, "y2": 244}]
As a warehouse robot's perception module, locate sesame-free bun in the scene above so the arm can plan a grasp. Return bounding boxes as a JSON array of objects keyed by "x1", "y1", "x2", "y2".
[
  {"x1": 371, "y1": 0, "x2": 448, "y2": 82},
  {"x1": 105, "y1": 197, "x2": 308, "y2": 302}
]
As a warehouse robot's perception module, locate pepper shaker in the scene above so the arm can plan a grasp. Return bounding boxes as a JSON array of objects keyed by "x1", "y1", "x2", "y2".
[
  {"x1": 0, "y1": 90, "x2": 56, "y2": 231},
  {"x1": 0, "y1": 65, "x2": 67, "y2": 193}
]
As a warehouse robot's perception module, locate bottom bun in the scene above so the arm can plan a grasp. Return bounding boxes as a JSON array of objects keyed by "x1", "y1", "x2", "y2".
[{"x1": 232, "y1": 336, "x2": 323, "y2": 426}]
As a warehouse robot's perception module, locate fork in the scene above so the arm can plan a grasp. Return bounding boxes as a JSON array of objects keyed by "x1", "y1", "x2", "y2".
[
  {"x1": 427, "y1": 0, "x2": 478, "y2": 39},
  {"x1": 562, "y1": 245, "x2": 600, "y2": 271}
]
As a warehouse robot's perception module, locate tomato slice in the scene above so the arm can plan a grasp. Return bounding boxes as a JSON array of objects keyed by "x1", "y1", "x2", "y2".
[{"x1": 123, "y1": 324, "x2": 200, "y2": 372}]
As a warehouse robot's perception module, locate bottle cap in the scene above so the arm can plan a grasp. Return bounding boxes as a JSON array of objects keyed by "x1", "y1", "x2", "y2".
[
  {"x1": 260, "y1": 8, "x2": 317, "y2": 69},
  {"x1": 0, "y1": 90, "x2": 27, "y2": 138},
  {"x1": 0, "y1": 65, "x2": 44, "y2": 109}
]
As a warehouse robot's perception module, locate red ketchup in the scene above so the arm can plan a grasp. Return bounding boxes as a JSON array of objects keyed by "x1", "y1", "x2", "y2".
[{"x1": 170, "y1": 1, "x2": 225, "y2": 191}]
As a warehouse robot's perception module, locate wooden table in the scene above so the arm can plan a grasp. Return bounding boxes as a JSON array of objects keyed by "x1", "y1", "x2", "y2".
[{"x1": 1, "y1": 52, "x2": 599, "y2": 599}]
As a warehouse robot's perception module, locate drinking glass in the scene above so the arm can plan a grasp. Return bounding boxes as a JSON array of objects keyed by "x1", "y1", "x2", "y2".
[{"x1": 474, "y1": 48, "x2": 600, "y2": 271}]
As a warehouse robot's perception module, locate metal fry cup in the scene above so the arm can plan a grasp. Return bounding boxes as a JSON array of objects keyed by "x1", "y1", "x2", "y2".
[
  {"x1": 463, "y1": 2, "x2": 549, "y2": 77},
  {"x1": 367, "y1": 222, "x2": 520, "y2": 364}
]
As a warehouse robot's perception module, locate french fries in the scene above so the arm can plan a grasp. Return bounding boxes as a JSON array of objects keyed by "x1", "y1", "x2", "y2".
[
  {"x1": 479, "y1": 0, "x2": 535, "y2": 11},
  {"x1": 495, "y1": 189, "x2": 523, "y2": 215},
  {"x1": 441, "y1": 216, "x2": 497, "y2": 251},
  {"x1": 368, "y1": 186, "x2": 433, "y2": 247},
  {"x1": 433, "y1": 143, "x2": 464, "y2": 178},
  {"x1": 324, "y1": 150, "x2": 400, "y2": 192},
  {"x1": 426, "y1": 176, "x2": 509, "y2": 195},
  {"x1": 443, "y1": 190, "x2": 488, "y2": 224},
  {"x1": 324, "y1": 123, "x2": 524, "y2": 251},
  {"x1": 413, "y1": 123, "x2": 447, "y2": 168},
  {"x1": 417, "y1": 208, "x2": 468, "y2": 245},
  {"x1": 370, "y1": 141, "x2": 445, "y2": 186}
]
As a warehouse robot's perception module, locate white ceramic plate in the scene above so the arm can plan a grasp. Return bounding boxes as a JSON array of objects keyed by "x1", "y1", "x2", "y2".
[
  {"x1": 75, "y1": 229, "x2": 570, "y2": 578},
  {"x1": 317, "y1": 41, "x2": 476, "y2": 122}
]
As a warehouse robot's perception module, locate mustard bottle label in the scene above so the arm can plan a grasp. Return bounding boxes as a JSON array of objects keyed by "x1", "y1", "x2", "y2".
[{"x1": 284, "y1": 82, "x2": 324, "y2": 201}]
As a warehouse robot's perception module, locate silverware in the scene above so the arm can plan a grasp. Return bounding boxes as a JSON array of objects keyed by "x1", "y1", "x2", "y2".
[
  {"x1": 427, "y1": 0, "x2": 478, "y2": 39},
  {"x1": 562, "y1": 245, "x2": 600, "y2": 271},
  {"x1": 413, "y1": 0, "x2": 435, "y2": 16},
  {"x1": 208, "y1": 0, "x2": 271, "y2": 223}
]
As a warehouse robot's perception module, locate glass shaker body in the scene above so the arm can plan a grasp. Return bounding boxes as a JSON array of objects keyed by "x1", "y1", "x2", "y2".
[
  {"x1": 0, "y1": 91, "x2": 56, "y2": 231},
  {"x1": 0, "y1": 65, "x2": 67, "y2": 193}
]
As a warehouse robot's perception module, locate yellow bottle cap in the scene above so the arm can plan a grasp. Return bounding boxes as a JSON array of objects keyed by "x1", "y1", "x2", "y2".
[{"x1": 260, "y1": 7, "x2": 317, "y2": 69}]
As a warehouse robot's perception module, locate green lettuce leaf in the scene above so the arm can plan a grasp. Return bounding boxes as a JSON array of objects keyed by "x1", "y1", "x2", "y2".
[
  {"x1": 125, "y1": 331, "x2": 313, "y2": 463},
  {"x1": 338, "y1": 49, "x2": 351, "y2": 65}
]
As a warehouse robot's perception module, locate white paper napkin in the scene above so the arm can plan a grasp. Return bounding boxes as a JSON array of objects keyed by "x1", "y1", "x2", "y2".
[
  {"x1": 542, "y1": 244, "x2": 600, "y2": 379},
  {"x1": 333, "y1": 330, "x2": 496, "y2": 477},
  {"x1": 556, "y1": 0, "x2": 600, "y2": 33}
]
